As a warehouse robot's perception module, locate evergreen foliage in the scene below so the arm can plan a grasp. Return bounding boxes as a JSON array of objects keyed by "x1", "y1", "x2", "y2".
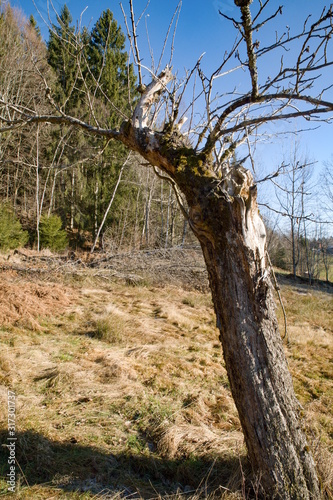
[
  {"x1": 0, "y1": 204, "x2": 28, "y2": 250},
  {"x1": 87, "y1": 9, "x2": 137, "y2": 127},
  {"x1": 47, "y1": 4, "x2": 76, "y2": 105},
  {"x1": 28, "y1": 14, "x2": 41, "y2": 37},
  {"x1": 45, "y1": 6, "x2": 139, "y2": 241},
  {"x1": 39, "y1": 215, "x2": 68, "y2": 251}
]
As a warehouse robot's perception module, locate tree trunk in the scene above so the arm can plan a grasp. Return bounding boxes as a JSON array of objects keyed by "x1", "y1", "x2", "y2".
[
  {"x1": 119, "y1": 115, "x2": 320, "y2": 499},
  {"x1": 141, "y1": 170, "x2": 155, "y2": 247},
  {"x1": 94, "y1": 176, "x2": 99, "y2": 238},
  {"x1": 185, "y1": 168, "x2": 320, "y2": 499},
  {"x1": 70, "y1": 168, "x2": 75, "y2": 230},
  {"x1": 132, "y1": 185, "x2": 142, "y2": 250},
  {"x1": 160, "y1": 179, "x2": 164, "y2": 245},
  {"x1": 119, "y1": 198, "x2": 130, "y2": 250},
  {"x1": 164, "y1": 184, "x2": 172, "y2": 248},
  {"x1": 36, "y1": 124, "x2": 41, "y2": 252}
]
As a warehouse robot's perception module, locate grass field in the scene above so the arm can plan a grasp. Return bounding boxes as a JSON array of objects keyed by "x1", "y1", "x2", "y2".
[{"x1": 0, "y1": 251, "x2": 332, "y2": 499}]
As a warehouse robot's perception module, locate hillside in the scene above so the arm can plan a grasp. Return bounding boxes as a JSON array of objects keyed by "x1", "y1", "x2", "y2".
[{"x1": 0, "y1": 249, "x2": 332, "y2": 499}]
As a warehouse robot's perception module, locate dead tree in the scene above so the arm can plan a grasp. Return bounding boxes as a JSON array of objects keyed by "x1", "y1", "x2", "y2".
[{"x1": 1, "y1": 0, "x2": 333, "y2": 497}]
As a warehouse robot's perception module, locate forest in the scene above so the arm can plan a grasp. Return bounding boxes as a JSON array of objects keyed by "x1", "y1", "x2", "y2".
[
  {"x1": 0, "y1": 1, "x2": 331, "y2": 281},
  {"x1": 0, "y1": 3, "x2": 192, "y2": 255}
]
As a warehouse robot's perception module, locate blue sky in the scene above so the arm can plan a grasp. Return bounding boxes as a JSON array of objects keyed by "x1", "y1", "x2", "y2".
[{"x1": 8, "y1": 0, "x2": 333, "y2": 175}]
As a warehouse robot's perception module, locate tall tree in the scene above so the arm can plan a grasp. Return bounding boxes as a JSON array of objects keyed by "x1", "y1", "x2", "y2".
[
  {"x1": 0, "y1": 1, "x2": 54, "y2": 242},
  {"x1": 28, "y1": 14, "x2": 41, "y2": 38},
  {"x1": 47, "y1": 4, "x2": 77, "y2": 105},
  {"x1": 81, "y1": 9, "x2": 137, "y2": 243},
  {"x1": 2, "y1": 1, "x2": 333, "y2": 496},
  {"x1": 46, "y1": 4, "x2": 81, "y2": 236},
  {"x1": 274, "y1": 151, "x2": 314, "y2": 278},
  {"x1": 87, "y1": 8, "x2": 136, "y2": 126}
]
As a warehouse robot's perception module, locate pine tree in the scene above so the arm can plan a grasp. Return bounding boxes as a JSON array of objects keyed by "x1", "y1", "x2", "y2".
[
  {"x1": 87, "y1": 9, "x2": 137, "y2": 127},
  {"x1": 0, "y1": 204, "x2": 28, "y2": 250},
  {"x1": 80, "y1": 10, "x2": 137, "y2": 242},
  {"x1": 39, "y1": 214, "x2": 68, "y2": 251},
  {"x1": 28, "y1": 15, "x2": 41, "y2": 38},
  {"x1": 46, "y1": 4, "x2": 86, "y2": 241},
  {"x1": 45, "y1": 7, "x2": 138, "y2": 246},
  {"x1": 47, "y1": 4, "x2": 76, "y2": 106}
]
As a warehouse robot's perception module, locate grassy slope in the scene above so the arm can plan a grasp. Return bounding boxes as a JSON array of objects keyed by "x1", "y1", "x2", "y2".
[{"x1": 0, "y1": 263, "x2": 332, "y2": 499}]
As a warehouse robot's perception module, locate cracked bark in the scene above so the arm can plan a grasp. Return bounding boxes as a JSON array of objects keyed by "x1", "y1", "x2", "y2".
[
  {"x1": 190, "y1": 182, "x2": 320, "y2": 499},
  {"x1": 119, "y1": 119, "x2": 320, "y2": 498}
]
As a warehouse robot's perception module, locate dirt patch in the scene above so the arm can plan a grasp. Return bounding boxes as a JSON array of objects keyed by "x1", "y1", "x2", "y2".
[{"x1": 0, "y1": 270, "x2": 74, "y2": 329}]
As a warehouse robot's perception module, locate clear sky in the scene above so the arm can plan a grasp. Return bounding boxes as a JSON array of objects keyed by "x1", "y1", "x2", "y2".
[{"x1": 7, "y1": 0, "x2": 333, "y2": 175}]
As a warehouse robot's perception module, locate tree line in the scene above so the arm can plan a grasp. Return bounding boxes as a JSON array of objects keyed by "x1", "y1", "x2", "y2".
[
  {"x1": 263, "y1": 151, "x2": 333, "y2": 282},
  {"x1": 0, "y1": 1, "x2": 331, "y2": 282},
  {"x1": 0, "y1": 2, "x2": 191, "y2": 252}
]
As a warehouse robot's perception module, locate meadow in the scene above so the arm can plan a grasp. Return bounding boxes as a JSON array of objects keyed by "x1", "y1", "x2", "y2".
[{"x1": 0, "y1": 249, "x2": 332, "y2": 499}]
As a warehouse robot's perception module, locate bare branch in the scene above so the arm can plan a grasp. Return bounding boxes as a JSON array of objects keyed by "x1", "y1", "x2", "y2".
[
  {"x1": 236, "y1": 0, "x2": 259, "y2": 98},
  {"x1": 156, "y1": 1, "x2": 182, "y2": 73},
  {"x1": 132, "y1": 67, "x2": 173, "y2": 128},
  {"x1": 259, "y1": 202, "x2": 332, "y2": 225},
  {"x1": 169, "y1": 2, "x2": 182, "y2": 67},
  {"x1": 145, "y1": 12, "x2": 155, "y2": 72},
  {"x1": 0, "y1": 106, "x2": 120, "y2": 139},
  {"x1": 203, "y1": 91, "x2": 333, "y2": 152},
  {"x1": 135, "y1": 0, "x2": 151, "y2": 26},
  {"x1": 252, "y1": 3, "x2": 282, "y2": 31},
  {"x1": 129, "y1": 0, "x2": 143, "y2": 87}
]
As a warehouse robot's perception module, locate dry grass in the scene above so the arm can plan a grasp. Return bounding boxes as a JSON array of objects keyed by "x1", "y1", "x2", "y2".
[
  {"x1": 0, "y1": 269, "x2": 74, "y2": 330},
  {"x1": 0, "y1": 255, "x2": 332, "y2": 499}
]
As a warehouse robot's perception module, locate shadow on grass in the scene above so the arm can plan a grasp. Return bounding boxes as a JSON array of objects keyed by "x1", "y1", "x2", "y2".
[
  {"x1": 0, "y1": 430, "x2": 249, "y2": 498},
  {"x1": 275, "y1": 272, "x2": 333, "y2": 293}
]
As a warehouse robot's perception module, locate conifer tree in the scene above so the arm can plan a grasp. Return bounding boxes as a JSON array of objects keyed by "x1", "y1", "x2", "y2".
[
  {"x1": 0, "y1": 204, "x2": 28, "y2": 250},
  {"x1": 46, "y1": 5, "x2": 86, "y2": 240},
  {"x1": 28, "y1": 14, "x2": 41, "y2": 38},
  {"x1": 39, "y1": 214, "x2": 68, "y2": 251},
  {"x1": 46, "y1": 7, "x2": 138, "y2": 244},
  {"x1": 81, "y1": 10, "x2": 137, "y2": 242},
  {"x1": 47, "y1": 4, "x2": 76, "y2": 106},
  {"x1": 87, "y1": 9, "x2": 136, "y2": 127}
]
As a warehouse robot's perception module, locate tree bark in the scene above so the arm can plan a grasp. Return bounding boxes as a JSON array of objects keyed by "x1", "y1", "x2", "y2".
[
  {"x1": 183, "y1": 167, "x2": 320, "y2": 499},
  {"x1": 70, "y1": 168, "x2": 75, "y2": 231}
]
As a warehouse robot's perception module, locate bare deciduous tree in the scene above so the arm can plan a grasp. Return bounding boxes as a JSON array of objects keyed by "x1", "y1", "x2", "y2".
[
  {"x1": 323, "y1": 160, "x2": 333, "y2": 215},
  {"x1": 1, "y1": 0, "x2": 333, "y2": 497},
  {"x1": 272, "y1": 150, "x2": 315, "y2": 278}
]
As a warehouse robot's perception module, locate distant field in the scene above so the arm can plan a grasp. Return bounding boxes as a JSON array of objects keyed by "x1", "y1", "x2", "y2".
[{"x1": 0, "y1": 250, "x2": 332, "y2": 499}]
